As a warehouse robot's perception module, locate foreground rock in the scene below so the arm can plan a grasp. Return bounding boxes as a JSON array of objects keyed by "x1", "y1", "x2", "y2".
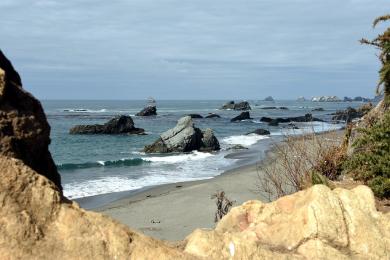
[
  {"x1": 185, "y1": 185, "x2": 390, "y2": 259},
  {"x1": 136, "y1": 105, "x2": 157, "y2": 116},
  {"x1": 231, "y1": 112, "x2": 252, "y2": 122},
  {"x1": 220, "y1": 101, "x2": 251, "y2": 110},
  {"x1": 247, "y1": 128, "x2": 270, "y2": 135},
  {"x1": 70, "y1": 115, "x2": 145, "y2": 135},
  {"x1": 0, "y1": 51, "x2": 62, "y2": 189},
  {"x1": 260, "y1": 113, "x2": 323, "y2": 126},
  {"x1": 144, "y1": 116, "x2": 220, "y2": 153}
]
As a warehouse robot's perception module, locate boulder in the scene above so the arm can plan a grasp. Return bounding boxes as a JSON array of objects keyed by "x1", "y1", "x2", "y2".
[
  {"x1": 231, "y1": 112, "x2": 252, "y2": 122},
  {"x1": 227, "y1": 144, "x2": 249, "y2": 150},
  {"x1": 136, "y1": 105, "x2": 157, "y2": 116},
  {"x1": 70, "y1": 115, "x2": 145, "y2": 135},
  {"x1": 184, "y1": 185, "x2": 390, "y2": 259},
  {"x1": 264, "y1": 96, "x2": 274, "y2": 102},
  {"x1": 0, "y1": 51, "x2": 62, "y2": 190},
  {"x1": 205, "y1": 113, "x2": 221, "y2": 119},
  {"x1": 220, "y1": 101, "x2": 251, "y2": 110},
  {"x1": 247, "y1": 129, "x2": 270, "y2": 135},
  {"x1": 144, "y1": 116, "x2": 220, "y2": 153},
  {"x1": 187, "y1": 114, "x2": 203, "y2": 119}
]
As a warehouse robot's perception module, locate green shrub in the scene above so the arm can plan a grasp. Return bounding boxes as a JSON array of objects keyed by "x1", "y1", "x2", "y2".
[{"x1": 343, "y1": 112, "x2": 390, "y2": 198}]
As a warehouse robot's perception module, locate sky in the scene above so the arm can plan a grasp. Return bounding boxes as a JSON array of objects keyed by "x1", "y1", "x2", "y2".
[{"x1": 0, "y1": 0, "x2": 388, "y2": 100}]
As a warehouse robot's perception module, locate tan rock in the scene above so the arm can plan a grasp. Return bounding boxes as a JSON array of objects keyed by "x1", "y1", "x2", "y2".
[{"x1": 184, "y1": 185, "x2": 390, "y2": 259}]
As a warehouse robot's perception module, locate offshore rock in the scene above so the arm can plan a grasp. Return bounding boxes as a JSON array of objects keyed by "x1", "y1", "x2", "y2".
[
  {"x1": 136, "y1": 105, "x2": 157, "y2": 116},
  {"x1": 69, "y1": 115, "x2": 145, "y2": 135},
  {"x1": 231, "y1": 112, "x2": 252, "y2": 122},
  {"x1": 221, "y1": 101, "x2": 251, "y2": 110},
  {"x1": 144, "y1": 116, "x2": 220, "y2": 153}
]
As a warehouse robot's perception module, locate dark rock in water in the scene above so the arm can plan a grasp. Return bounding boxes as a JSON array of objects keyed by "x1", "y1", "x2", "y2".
[
  {"x1": 312, "y1": 108, "x2": 325, "y2": 112},
  {"x1": 264, "y1": 96, "x2": 274, "y2": 102},
  {"x1": 187, "y1": 114, "x2": 203, "y2": 119},
  {"x1": 0, "y1": 50, "x2": 62, "y2": 190},
  {"x1": 231, "y1": 112, "x2": 252, "y2": 122},
  {"x1": 205, "y1": 113, "x2": 221, "y2": 118},
  {"x1": 260, "y1": 117, "x2": 273, "y2": 123},
  {"x1": 247, "y1": 129, "x2": 270, "y2": 135},
  {"x1": 261, "y1": 106, "x2": 277, "y2": 110},
  {"x1": 263, "y1": 113, "x2": 323, "y2": 126},
  {"x1": 144, "y1": 116, "x2": 220, "y2": 153},
  {"x1": 279, "y1": 107, "x2": 289, "y2": 110},
  {"x1": 331, "y1": 104, "x2": 372, "y2": 123},
  {"x1": 227, "y1": 144, "x2": 249, "y2": 150},
  {"x1": 284, "y1": 123, "x2": 299, "y2": 129},
  {"x1": 344, "y1": 97, "x2": 353, "y2": 102},
  {"x1": 136, "y1": 106, "x2": 157, "y2": 116},
  {"x1": 234, "y1": 101, "x2": 251, "y2": 110},
  {"x1": 353, "y1": 96, "x2": 371, "y2": 102},
  {"x1": 70, "y1": 115, "x2": 145, "y2": 135},
  {"x1": 220, "y1": 101, "x2": 251, "y2": 110}
]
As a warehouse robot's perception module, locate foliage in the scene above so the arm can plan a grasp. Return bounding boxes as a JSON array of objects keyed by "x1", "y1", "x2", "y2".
[
  {"x1": 343, "y1": 112, "x2": 390, "y2": 198},
  {"x1": 361, "y1": 15, "x2": 390, "y2": 104}
]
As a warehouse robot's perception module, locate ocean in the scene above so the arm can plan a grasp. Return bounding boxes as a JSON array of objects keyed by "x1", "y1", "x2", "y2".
[{"x1": 43, "y1": 100, "x2": 360, "y2": 200}]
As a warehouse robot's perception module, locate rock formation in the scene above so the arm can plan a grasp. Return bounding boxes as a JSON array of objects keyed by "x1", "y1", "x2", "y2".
[
  {"x1": 246, "y1": 129, "x2": 270, "y2": 135},
  {"x1": 332, "y1": 104, "x2": 373, "y2": 123},
  {"x1": 260, "y1": 113, "x2": 323, "y2": 126},
  {"x1": 136, "y1": 105, "x2": 157, "y2": 116},
  {"x1": 311, "y1": 96, "x2": 341, "y2": 102},
  {"x1": 264, "y1": 96, "x2": 274, "y2": 102},
  {"x1": 69, "y1": 115, "x2": 145, "y2": 135},
  {"x1": 221, "y1": 101, "x2": 251, "y2": 110},
  {"x1": 144, "y1": 116, "x2": 220, "y2": 153},
  {"x1": 184, "y1": 185, "x2": 390, "y2": 259},
  {"x1": 231, "y1": 112, "x2": 252, "y2": 122},
  {"x1": 186, "y1": 114, "x2": 203, "y2": 119},
  {"x1": 0, "y1": 51, "x2": 62, "y2": 190}
]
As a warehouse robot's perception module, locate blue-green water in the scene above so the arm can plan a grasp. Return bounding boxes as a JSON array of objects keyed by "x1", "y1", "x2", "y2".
[{"x1": 43, "y1": 100, "x2": 360, "y2": 199}]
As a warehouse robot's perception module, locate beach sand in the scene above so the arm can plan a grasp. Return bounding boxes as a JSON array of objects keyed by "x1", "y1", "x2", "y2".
[{"x1": 94, "y1": 131, "x2": 343, "y2": 241}]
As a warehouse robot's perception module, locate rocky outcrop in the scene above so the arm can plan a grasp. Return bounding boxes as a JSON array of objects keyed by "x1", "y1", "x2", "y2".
[
  {"x1": 221, "y1": 101, "x2": 251, "y2": 110},
  {"x1": 187, "y1": 114, "x2": 203, "y2": 119},
  {"x1": 184, "y1": 185, "x2": 390, "y2": 259},
  {"x1": 331, "y1": 104, "x2": 373, "y2": 123},
  {"x1": 136, "y1": 105, "x2": 157, "y2": 116},
  {"x1": 261, "y1": 113, "x2": 323, "y2": 126},
  {"x1": 69, "y1": 115, "x2": 145, "y2": 135},
  {"x1": 144, "y1": 116, "x2": 220, "y2": 153},
  {"x1": 0, "y1": 51, "x2": 62, "y2": 190},
  {"x1": 312, "y1": 96, "x2": 341, "y2": 102},
  {"x1": 264, "y1": 96, "x2": 274, "y2": 102},
  {"x1": 231, "y1": 112, "x2": 252, "y2": 122},
  {"x1": 205, "y1": 113, "x2": 221, "y2": 119},
  {"x1": 297, "y1": 96, "x2": 306, "y2": 101},
  {"x1": 247, "y1": 129, "x2": 270, "y2": 135}
]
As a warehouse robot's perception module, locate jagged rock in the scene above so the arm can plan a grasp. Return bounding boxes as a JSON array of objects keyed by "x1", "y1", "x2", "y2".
[
  {"x1": 220, "y1": 101, "x2": 251, "y2": 110},
  {"x1": 184, "y1": 185, "x2": 390, "y2": 259},
  {"x1": 247, "y1": 129, "x2": 270, "y2": 135},
  {"x1": 231, "y1": 112, "x2": 252, "y2": 122},
  {"x1": 69, "y1": 115, "x2": 145, "y2": 135},
  {"x1": 187, "y1": 114, "x2": 203, "y2": 119},
  {"x1": 144, "y1": 116, "x2": 220, "y2": 153},
  {"x1": 136, "y1": 105, "x2": 157, "y2": 116},
  {"x1": 264, "y1": 96, "x2": 274, "y2": 102},
  {"x1": 312, "y1": 96, "x2": 341, "y2": 102},
  {"x1": 0, "y1": 51, "x2": 62, "y2": 190},
  {"x1": 205, "y1": 113, "x2": 221, "y2": 119}
]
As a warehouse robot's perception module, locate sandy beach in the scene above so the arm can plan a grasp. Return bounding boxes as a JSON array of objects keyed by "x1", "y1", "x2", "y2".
[{"x1": 93, "y1": 131, "x2": 343, "y2": 241}]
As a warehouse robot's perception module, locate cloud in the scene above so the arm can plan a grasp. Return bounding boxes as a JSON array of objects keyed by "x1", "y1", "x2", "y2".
[{"x1": 0, "y1": 0, "x2": 386, "y2": 99}]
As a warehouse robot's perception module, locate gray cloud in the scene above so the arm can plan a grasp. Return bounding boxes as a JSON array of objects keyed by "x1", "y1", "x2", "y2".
[{"x1": 0, "y1": 0, "x2": 387, "y2": 99}]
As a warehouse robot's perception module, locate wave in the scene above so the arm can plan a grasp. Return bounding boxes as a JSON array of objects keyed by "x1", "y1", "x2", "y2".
[
  {"x1": 222, "y1": 134, "x2": 269, "y2": 147},
  {"x1": 146, "y1": 151, "x2": 214, "y2": 163},
  {"x1": 57, "y1": 158, "x2": 148, "y2": 170},
  {"x1": 63, "y1": 108, "x2": 108, "y2": 113}
]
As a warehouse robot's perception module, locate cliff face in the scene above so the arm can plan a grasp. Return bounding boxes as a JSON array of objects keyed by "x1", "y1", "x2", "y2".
[
  {"x1": 0, "y1": 51, "x2": 61, "y2": 190},
  {"x1": 0, "y1": 51, "x2": 389, "y2": 259}
]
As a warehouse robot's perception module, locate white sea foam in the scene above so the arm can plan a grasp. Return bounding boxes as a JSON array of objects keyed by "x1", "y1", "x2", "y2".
[
  {"x1": 63, "y1": 108, "x2": 108, "y2": 113},
  {"x1": 222, "y1": 134, "x2": 269, "y2": 147},
  {"x1": 145, "y1": 151, "x2": 214, "y2": 163}
]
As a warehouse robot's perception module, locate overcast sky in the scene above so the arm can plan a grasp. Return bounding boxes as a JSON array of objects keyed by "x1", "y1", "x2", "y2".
[{"x1": 0, "y1": 0, "x2": 387, "y2": 100}]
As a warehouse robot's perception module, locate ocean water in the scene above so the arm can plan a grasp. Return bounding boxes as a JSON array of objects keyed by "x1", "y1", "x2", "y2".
[{"x1": 43, "y1": 100, "x2": 362, "y2": 199}]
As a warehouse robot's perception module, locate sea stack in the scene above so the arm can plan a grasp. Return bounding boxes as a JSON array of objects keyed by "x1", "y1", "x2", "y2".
[{"x1": 144, "y1": 116, "x2": 220, "y2": 153}]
